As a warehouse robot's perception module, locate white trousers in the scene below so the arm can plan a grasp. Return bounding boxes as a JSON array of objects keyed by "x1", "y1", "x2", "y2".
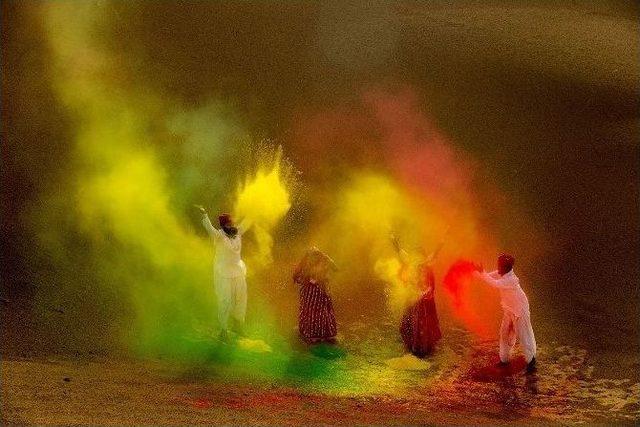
[
  {"x1": 499, "y1": 312, "x2": 537, "y2": 363},
  {"x1": 214, "y1": 274, "x2": 247, "y2": 330}
]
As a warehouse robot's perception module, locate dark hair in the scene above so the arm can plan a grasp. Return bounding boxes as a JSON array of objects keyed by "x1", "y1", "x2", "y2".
[
  {"x1": 219, "y1": 213, "x2": 233, "y2": 228},
  {"x1": 498, "y1": 253, "x2": 515, "y2": 274},
  {"x1": 223, "y1": 225, "x2": 238, "y2": 238}
]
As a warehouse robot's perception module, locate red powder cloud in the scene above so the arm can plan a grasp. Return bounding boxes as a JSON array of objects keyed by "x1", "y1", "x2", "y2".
[
  {"x1": 362, "y1": 89, "x2": 503, "y2": 336},
  {"x1": 285, "y1": 86, "x2": 527, "y2": 337},
  {"x1": 442, "y1": 259, "x2": 501, "y2": 339}
]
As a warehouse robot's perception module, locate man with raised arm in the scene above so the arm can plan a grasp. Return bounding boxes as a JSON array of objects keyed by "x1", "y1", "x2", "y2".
[
  {"x1": 196, "y1": 205, "x2": 250, "y2": 342},
  {"x1": 474, "y1": 253, "x2": 537, "y2": 373}
]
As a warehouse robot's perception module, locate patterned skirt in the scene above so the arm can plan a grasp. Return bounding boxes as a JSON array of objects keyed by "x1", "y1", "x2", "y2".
[
  {"x1": 400, "y1": 294, "x2": 442, "y2": 358},
  {"x1": 298, "y1": 281, "x2": 337, "y2": 343}
]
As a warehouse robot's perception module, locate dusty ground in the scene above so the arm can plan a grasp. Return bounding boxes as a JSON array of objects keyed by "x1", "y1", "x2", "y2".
[
  {"x1": 2, "y1": 321, "x2": 639, "y2": 425},
  {"x1": 0, "y1": 357, "x2": 542, "y2": 426}
]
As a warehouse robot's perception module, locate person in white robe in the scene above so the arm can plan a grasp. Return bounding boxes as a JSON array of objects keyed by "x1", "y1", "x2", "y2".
[
  {"x1": 196, "y1": 205, "x2": 249, "y2": 341},
  {"x1": 474, "y1": 253, "x2": 537, "y2": 372}
]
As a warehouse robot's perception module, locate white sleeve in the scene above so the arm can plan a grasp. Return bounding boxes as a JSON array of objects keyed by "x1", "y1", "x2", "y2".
[
  {"x1": 237, "y1": 218, "x2": 251, "y2": 236},
  {"x1": 474, "y1": 270, "x2": 514, "y2": 289},
  {"x1": 202, "y1": 214, "x2": 222, "y2": 240}
]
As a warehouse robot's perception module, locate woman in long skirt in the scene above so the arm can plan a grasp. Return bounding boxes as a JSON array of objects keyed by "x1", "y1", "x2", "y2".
[
  {"x1": 399, "y1": 263, "x2": 442, "y2": 357},
  {"x1": 294, "y1": 247, "x2": 338, "y2": 344},
  {"x1": 391, "y1": 234, "x2": 444, "y2": 357}
]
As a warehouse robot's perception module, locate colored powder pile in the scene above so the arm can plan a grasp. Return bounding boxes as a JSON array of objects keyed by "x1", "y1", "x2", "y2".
[
  {"x1": 237, "y1": 338, "x2": 273, "y2": 353},
  {"x1": 384, "y1": 354, "x2": 432, "y2": 371}
]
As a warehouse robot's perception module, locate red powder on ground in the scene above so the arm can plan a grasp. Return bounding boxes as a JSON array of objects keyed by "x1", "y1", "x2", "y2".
[{"x1": 193, "y1": 398, "x2": 213, "y2": 409}]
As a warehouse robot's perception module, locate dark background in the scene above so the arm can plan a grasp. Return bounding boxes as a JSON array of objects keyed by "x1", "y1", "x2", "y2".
[{"x1": 2, "y1": 1, "x2": 638, "y2": 360}]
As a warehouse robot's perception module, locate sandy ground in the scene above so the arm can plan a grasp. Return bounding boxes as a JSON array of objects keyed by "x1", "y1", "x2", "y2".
[
  {"x1": 0, "y1": 358, "x2": 542, "y2": 426},
  {"x1": 2, "y1": 322, "x2": 639, "y2": 426}
]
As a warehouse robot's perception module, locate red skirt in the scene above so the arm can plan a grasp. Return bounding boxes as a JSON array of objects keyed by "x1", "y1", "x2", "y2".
[
  {"x1": 298, "y1": 280, "x2": 337, "y2": 343},
  {"x1": 400, "y1": 294, "x2": 442, "y2": 357}
]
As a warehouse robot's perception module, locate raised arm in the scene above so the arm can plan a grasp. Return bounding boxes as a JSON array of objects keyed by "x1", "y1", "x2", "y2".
[
  {"x1": 425, "y1": 225, "x2": 450, "y2": 264},
  {"x1": 237, "y1": 218, "x2": 252, "y2": 236},
  {"x1": 390, "y1": 233, "x2": 410, "y2": 264},
  {"x1": 195, "y1": 205, "x2": 222, "y2": 240},
  {"x1": 390, "y1": 233, "x2": 413, "y2": 284},
  {"x1": 202, "y1": 214, "x2": 222, "y2": 239},
  {"x1": 316, "y1": 248, "x2": 338, "y2": 272},
  {"x1": 425, "y1": 241, "x2": 444, "y2": 265}
]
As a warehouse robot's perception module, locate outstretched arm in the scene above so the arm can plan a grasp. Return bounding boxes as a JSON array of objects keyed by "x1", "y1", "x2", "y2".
[
  {"x1": 195, "y1": 205, "x2": 221, "y2": 239},
  {"x1": 390, "y1": 233, "x2": 410, "y2": 263},
  {"x1": 424, "y1": 268, "x2": 436, "y2": 298},
  {"x1": 488, "y1": 270, "x2": 501, "y2": 279},
  {"x1": 425, "y1": 241, "x2": 445, "y2": 264},
  {"x1": 425, "y1": 225, "x2": 450, "y2": 264},
  {"x1": 390, "y1": 233, "x2": 412, "y2": 284},
  {"x1": 473, "y1": 270, "x2": 514, "y2": 289},
  {"x1": 317, "y1": 248, "x2": 338, "y2": 272},
  {"x1": 237, "y1": 218, "x2": 252, "y2": 236}
]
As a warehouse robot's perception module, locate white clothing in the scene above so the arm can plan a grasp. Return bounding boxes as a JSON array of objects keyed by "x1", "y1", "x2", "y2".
[
  {"x1": 202, "y1": 214, "x2": 247, "y2": 278},
  {"x1": 498, "y1": 312, "x2": 537, "y2": 363},
  {"x1": 202, "y1": 214, "x2": 248, "y2": 329},
  {"x1": 475, "y1": 270, "x2": 530, "y2": 317},
  {"x1": 215, "y1": 275, "x2": 247, "y2": 329},
  {"x1": 474, "y1": 269, "x2": 537, "y2": 363}
]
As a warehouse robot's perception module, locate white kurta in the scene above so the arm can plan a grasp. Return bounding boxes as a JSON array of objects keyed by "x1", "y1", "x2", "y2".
[
  {"x1": 202, "y1": 214, "x2": 247, "y2": 330},
  {"x1": 474, "y1": 269, "x2": 537, "y2": 363}
]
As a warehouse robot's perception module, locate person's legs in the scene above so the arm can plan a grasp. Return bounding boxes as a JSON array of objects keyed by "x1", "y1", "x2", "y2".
[
  {"x1": 499, "y1": 313, "x2": 516, "y2": 363},
  {"x1": 231, "y1": 275, "x2": 247, "y2": 335},
  {"x1": 516, "y1": 316, "x2": 536, "y2": 362},
  {"x1": 517, "y1": 315, "x2": 537, "y2": 371},
  {"x1": 215, "y1": 275, "x2": 232, "y2": 336}
]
